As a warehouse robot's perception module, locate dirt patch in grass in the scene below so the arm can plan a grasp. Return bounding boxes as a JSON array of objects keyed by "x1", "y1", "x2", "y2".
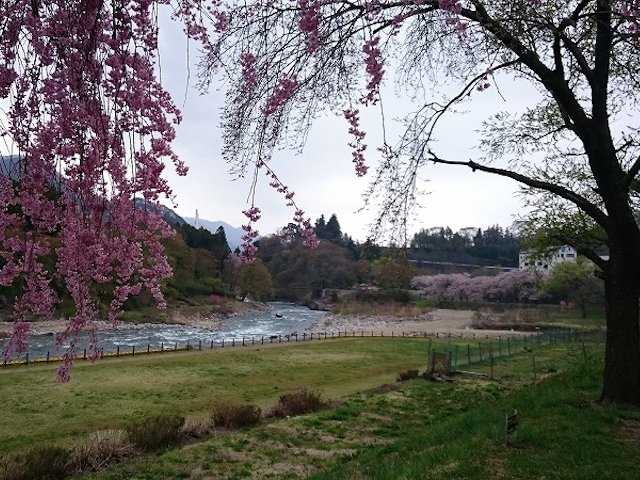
[
  {"x1": 486, "y1": 454, "x2": 508, "y2": 480},
  {"x1": 618, "y1": 418, "x2": 640, "y2": 446},
  {"x1": 366, "y1": 383, "x2": 401, "y2": 394}
]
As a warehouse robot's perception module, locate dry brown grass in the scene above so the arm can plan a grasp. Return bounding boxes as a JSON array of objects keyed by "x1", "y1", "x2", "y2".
[
  {"x1": 211, "y1": 402, "x2": 262, "y2": 429},
  {"x1": 333, "y1": 301, "x2": 431, "y2": 318},
  {"x1": 269, "y1": 388, "x2": 327, "y2": 418},
  {"x1": 70, "y1": 430, "x2": 133, "y2": 473}
]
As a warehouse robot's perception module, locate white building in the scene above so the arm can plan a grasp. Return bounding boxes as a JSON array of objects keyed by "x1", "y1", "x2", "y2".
[
  {"x1": 458, "y1": 227, "x2": 478, "y2": 242},
  {"x1": 519, "y1": 245, "x2": 577, "y2": 273}
]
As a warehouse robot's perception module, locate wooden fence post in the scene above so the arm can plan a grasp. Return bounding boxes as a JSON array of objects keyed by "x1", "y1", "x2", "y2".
[
  {"x1": 116, "y1": 346, "x2": 120, "y2": 356},
  {"x1": 46, "y1": 351, "x2": 50, "y2": 363},
  {"x1": 132, "y1": 346, "x2": 135, "y2": 357}
]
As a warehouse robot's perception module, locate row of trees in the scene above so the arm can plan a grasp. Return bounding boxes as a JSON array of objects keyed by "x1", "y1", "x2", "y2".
[
  {"x1": 410, "y1": 226, "x2": 520, "y2": 266},
  {"x1": 412, "y1": 260, "x2": 604, "y2": 316}
]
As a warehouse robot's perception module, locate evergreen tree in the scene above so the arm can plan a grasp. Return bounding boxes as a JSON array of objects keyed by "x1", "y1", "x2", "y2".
[{"x1": 324, "y1": 214, "x2": 342, "y2": 242}]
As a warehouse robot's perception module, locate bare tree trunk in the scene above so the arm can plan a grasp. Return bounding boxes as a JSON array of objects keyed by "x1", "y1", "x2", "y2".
[{"x1": 601, "y1": 248, "x2": 640, "y2": 405}]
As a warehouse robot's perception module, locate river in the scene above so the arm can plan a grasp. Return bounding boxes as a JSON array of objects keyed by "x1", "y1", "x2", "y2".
[{"x1": 1, "y1": 302, "x2": 327, "y2": 362}]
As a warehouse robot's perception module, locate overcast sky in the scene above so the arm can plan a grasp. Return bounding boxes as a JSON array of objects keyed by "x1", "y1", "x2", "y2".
[{"x1": 157, "y1": 18, "x2": 539, "y2": 242}]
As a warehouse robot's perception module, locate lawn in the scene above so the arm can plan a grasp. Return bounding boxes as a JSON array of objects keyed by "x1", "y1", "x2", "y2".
[
  {"x1": 84, "y1": 341, "x2": 640, "y2": 480},
  {"x1": 0, "y1": 337, "x2": 444, "y2": 454}
]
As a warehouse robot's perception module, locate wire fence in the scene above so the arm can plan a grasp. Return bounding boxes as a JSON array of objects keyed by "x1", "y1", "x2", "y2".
[{"x1": 1, "y1": 327, "x2": 604, "y2": 369}]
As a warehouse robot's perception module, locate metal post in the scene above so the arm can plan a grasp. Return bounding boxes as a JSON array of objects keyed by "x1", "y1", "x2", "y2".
[
  {"x1": 132, "y1": 346, "x2": 135, "y2": 357},
  {"x1": 117, "y1": 346, "x2": 120, "y2": 356}
]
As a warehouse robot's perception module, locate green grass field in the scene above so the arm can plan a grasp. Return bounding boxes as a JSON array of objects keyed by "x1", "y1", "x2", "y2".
[
  {"x1": 83, "y1": 342, "x2": 640, "y2": 480},
  {"x1": 0, "y1": 337, "x2": 447, "y2": 454},
  {"x1": 2, "y1": 335, "x2": 638, "y2": 480}
]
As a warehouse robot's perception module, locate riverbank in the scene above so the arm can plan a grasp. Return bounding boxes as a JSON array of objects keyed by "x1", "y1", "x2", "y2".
[
  {"x1": 310, "y1": 308, "x2": 535, "y2": 338},
  {"x1": 0, "y1": 299, "x2": 266, "y2": 338}
]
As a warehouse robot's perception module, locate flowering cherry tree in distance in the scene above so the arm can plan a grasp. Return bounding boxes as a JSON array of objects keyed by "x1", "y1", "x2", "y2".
[{"x1": 2, "y1": 1, "x2": 640, "y2": 404}]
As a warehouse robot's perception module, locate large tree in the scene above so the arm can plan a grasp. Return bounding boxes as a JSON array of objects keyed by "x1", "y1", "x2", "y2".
[{"x1": 196, "y1": 0, "x2": 640, "y2": 404}]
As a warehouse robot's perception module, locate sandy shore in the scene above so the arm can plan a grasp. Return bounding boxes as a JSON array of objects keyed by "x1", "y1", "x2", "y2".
[{"x1": 310, "y1": 309, "x2": 535, "y2": 339}]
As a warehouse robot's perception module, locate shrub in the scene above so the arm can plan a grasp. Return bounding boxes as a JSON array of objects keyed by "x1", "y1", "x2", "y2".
[
  {"x1": 182, "y1": 415, "x2": 214, "y2": 438},
  {"x1": 270, "y1": 388, "x2": 327, "y2": 418},
  {"x1": 126, "y1": 414, "x2": 184, "y2": 451},
  {"x1": 354, "y1": 288, "x2": 413, "y2": 304},
  {"x1": 1, "y1": 446, "x2": 71, "y2": 480},
  {"x1": 211, "y1": 402, "x2": 261, "y2": 429},
  {"x1": 397, "y1": 369, "x2": 420, "y2": 382},
  {"x1": 70, "y1": 430, "x2": 132, "y2": 473}
]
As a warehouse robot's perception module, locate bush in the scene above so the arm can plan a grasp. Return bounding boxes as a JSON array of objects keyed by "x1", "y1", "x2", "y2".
[
  {"x1": 1, "y1": 446, "x2": 71, "y2": 480},
  {"x1": 270, "y1": 388, "x2": 327, "y2": 418},
  {"x1": 211, "y1": 402, "x2": 261, "y2": 429},
  {"x1": 397, "y1": 369, "x2": 420, "y2": 382},
  {"x1": 354, "y1": 288, "x2": 413, "y2": 304},
  {"x1": 70, "y1": 430, "x2": 132, "y2": 473},
  {"x1": 126, "y1": 414, "x2": 184, "y2": 451},
  {"x1": 181, "y1": 416, "x2": 214, "y2": 438}
]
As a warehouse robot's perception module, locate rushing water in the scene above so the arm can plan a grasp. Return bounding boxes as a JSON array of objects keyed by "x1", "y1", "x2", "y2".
[{"x1": 2, "y1": 302, "x2": 327, "y2": 362}]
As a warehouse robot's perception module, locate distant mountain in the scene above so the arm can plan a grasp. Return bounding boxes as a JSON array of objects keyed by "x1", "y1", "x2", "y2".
[
  {"x1": 184, "y1": 217, "x2": 243, "y2": 250},
  {"x1": 132, "y1": 199, "x2": 187, "y2": 226}
]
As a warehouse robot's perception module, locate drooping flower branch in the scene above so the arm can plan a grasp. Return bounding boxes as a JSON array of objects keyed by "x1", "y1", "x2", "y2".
[
  {"x1": 0, "y1": 0, "x2": 210, "y2": 379},
  {"x1": 239, "y1": 159, "x2": 318, "y2": 262},
  {"x1": 344, "y1": 109, "x2": 369, "y2": 177}
]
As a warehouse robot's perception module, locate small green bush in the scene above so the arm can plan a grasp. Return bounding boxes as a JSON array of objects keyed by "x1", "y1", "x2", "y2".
[
  {"x1": 270, "y1": 388, "x2": 327, "y2": 418},
  {"x1": 1, "y1": 446, "x2": 71, "y2": 480},
  {"x1": 212, "y1": 402, "x2": 261, "y2": 429},
  {"x1": 397, "y1": 369, "x2": 420, "y2": 382},
  {"x1": 126, "y1": 414, "x2": 184, "y2": 451}
]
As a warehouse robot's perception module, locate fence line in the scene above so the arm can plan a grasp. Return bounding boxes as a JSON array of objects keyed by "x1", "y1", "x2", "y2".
[{"x1": 1, "y1": 327, "x2": 605, "y2": 369}]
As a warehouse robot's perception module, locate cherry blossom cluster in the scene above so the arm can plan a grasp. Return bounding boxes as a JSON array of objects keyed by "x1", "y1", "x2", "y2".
[
  {"x1": 240, "y1": 207, "x2": 261, "y2": 262},
  {"x1": 263, "y1": 77, "x2": 299, "y2": 116},
  {"x1": 362, "y1": 36, "x2": 385, "y2": 105},
  {"x1": 240, "y1": 52, "x2": 258, "y2": 92},
  {"x1": 438, "y1": 0, "x2": 468, "y2": 36},
  {"x1": 294, "y1": 209, "x2": 320, "y2": 248},
  {"x1": 298, "y1": 0, "x2": 322, "y2": 53},
  {"x1": 344, "y1": 109, "x2": 369, "y2": 177},
  {"x1": 0, "y1": 0, "x2": 188, "y2": 379},
  {"x1": 412, "y1": 271, "x2": 538, "y2": 303},
  {"x1": 620, "y1": 0, "x2": 640, "y2": 36}
]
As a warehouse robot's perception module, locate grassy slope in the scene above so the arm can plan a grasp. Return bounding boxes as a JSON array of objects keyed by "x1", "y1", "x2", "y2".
[
  {"x1": 86, "y1": 343, "x2": 639, "y2": 480},
  {"x1": 0, "y1": 338, "x2": 448, "y2": 454}
]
